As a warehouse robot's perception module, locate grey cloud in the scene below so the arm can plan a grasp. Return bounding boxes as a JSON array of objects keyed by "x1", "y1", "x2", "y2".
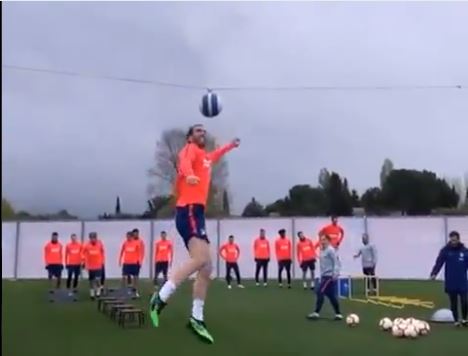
[{"x1": 2, "y1": 2, "x2": 468, "y2": 217}]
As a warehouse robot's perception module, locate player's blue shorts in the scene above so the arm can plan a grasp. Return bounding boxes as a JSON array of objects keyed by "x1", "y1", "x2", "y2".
[
  {"x1": 88, "y1": 269, "x2": 102, "y2": 281},
  {"x1": 66, "y1": 265, "x2": 81, "y2": 275},
  {"x1": 46, "y1": 264, "x2": 63, "y2": 278},
  {"x1": 175, "y1": 204, "x2": 209, "y2": 248},
  {"x1": 122, "y1": 263, "x2": 140, "y2": 276}
]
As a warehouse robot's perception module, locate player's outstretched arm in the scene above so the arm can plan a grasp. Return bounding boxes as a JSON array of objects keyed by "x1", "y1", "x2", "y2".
[
  {"x1": 208, "y1": 138, "x2": 240, "y2": 163},
  {"x1": 430, "y1": 248, "x2": 447, "y2": 279}
]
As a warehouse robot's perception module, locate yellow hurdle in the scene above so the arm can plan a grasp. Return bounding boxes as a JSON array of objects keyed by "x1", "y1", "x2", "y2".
[{"x1": 339, "y1": 274, "x2": 435, "y2": 310}]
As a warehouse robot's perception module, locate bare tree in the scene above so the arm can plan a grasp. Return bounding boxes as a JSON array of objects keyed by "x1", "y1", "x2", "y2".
[
  {"x1": 318, "y1": 168, "x2": 330, "y2": 189},
  {"x1": 148, "y1": 128, "x2": 229, "y2": 214}
]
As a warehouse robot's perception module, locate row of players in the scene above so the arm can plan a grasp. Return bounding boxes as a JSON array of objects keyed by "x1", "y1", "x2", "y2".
[{"x1": 43, "y1": 218, "x2": 378, "y2": 297}]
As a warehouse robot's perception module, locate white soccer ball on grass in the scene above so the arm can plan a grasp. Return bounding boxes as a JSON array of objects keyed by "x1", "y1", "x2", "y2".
[
  {"x1": 391, "y1": 324, "x2": 404, "y2": 337},
  {"x1": 379, "y1": 317, "x2": 393, "y2": 331},
  {"x1": 346, "y1": 313, "x2": 360, "y2": 326},
  {"x1": 404, "y1": 324, "x2": 418, "y2": 339}
]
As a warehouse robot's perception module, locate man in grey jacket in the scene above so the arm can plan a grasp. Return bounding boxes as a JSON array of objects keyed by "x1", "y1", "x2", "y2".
[
  {"x1": 354, "y1": 233, "x2": 378, "y2": 294},
  {"x1": 307, "y1": 235, "x2": 343, "y2": 321}
]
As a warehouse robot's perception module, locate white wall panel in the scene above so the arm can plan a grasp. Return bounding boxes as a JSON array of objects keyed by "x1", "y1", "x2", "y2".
[
  {"x1": 447, "y1": 217, "x2": 468, "y2": 244},
  {"x1": 2, "y1": 223, "x2": 17, "y2": 278},
  {"x1": 83, "y1": 221, "x2": 151, "y2": 279},
  {"x1": 17, "y1": 222, "x2": 81, "y2": 278},
  {"x1": 153, "y1": 219, "x2": 218, "y2": 279},
  {"x1": 367, "y1": 217, "x2": 445, "y2": 279},
  {"x1": 219, "y1": 218, "x2": 293, "y2": 281},
  {"x1": 294, "y1": 217, "x2": 366, "y2": 278}
]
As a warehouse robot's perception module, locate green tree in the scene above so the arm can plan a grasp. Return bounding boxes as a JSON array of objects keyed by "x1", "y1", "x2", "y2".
[
  {"x1": 382, "y1": 169, "x2": 458, "y2": 215},
  {"x1": 351, "y1": 189, "x2": 361, "y2": 207},
  {"x1": 242, "y1": 198, "x2": 267, "y2": 217},
  {"x1": 325, "y1": 172, "x2": 353, "y2": 216},
  {"x1": 1, "y1": 198, "x2": 15, "y2": 220},
  {"x1": 265, "y1": 185, "x2": 328, "y2": 216},
  {"x1": 361, "y1": 187, "x2": 385, "y2": 215}
]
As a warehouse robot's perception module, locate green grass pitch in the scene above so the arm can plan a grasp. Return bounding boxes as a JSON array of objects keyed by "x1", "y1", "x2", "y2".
[{"x1": 2, "y1": 279, "x2": 466, "y2": 356}]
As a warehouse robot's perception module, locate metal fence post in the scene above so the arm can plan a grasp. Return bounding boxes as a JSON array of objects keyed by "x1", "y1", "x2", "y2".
[
  {"x1": 149, "y1": 220, "x2": 155, "y2": 281},
  {"x1": 291, "y1": 217, "x2": 296, "y2": 280},
  {"x1": 80, "y1": 220, "x2": 85, "y2": 243},
  {"x1": 216, "y1": 219, "x2": 221, "y2": 279},
  {"x1": 443, "y1": 216, "x2": 449, "y2": 244},
  {"x1": 364, "y1": 215, "x2": 369, "y2": 235},
  {"x1": 13, "y1": 221, "x2": 21, "y2": 280}
]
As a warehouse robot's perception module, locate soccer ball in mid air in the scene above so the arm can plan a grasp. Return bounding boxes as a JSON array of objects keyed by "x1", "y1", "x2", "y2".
[
  {"x1": 346, "y1": 314, "x2": 360, "y2": 327},
  {"x1": 200, "y1": 90, "x2": 222, "y2": 118}
]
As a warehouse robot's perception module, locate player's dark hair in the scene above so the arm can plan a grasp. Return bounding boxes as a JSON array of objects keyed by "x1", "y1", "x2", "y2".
[
  {"x1": 132, "y1": 228, "x2": 139, "y2": 233},
  {"x1": 449, "y1": 231, "x2": 460, "y2": 239},
  {"x1": 278, "y1": 229, "x2": 286, "y2": 235},
  {"x1": 297, "y1": 231, "x2": 303, "y2": 237},
  {"x1": 186, "y1": 124, "x2": 203, "y2": 140},
  {"x1": 229, "y1": 235, "x2": 234, "y2": 239},
  {"x1": 52, "y1": 232, "x2": 58, "y2": 236},
  {"x1": 161, "y1": 230, "x2": 167, "y2": 235}
]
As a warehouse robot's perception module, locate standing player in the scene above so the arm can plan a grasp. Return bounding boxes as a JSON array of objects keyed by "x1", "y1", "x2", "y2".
[
  {"x1": 430, "y1": 231, "x2": 468, "y2": 327},
  {"x1": 353, "y1": 233, "x2": 378, "y2": 294},
  {"x1": 254, "y1": 229, "x2": 270, "y2": 287},
  {"x1": 296, "y1": 231, "x2": 318, "y2": 290},
  {"x1": 275, "y1": 229, "x2": 292, "y2": 289},
  {"x1": 219, "y1": 235, "x2": 244, "y2": 289},
  {"x1": 65, "y1": 233, "x2": 82, "y2": 295},
  {"x1": 318, "y1": 216, "x2": 345, "y2": 249},
  {"x1": 44, "y1": 232, "x2": 64, "y2": 292},
  {"x1": 93, "y1": 232, "x2": 106, "y2": 294},
  {"x1": 132, "y1": 228, "x2": 145, "y2": 297},
  {"x1": 307, "y1": 235, "x2": 343, "y2": 321},
  {"x1": 154, "y1": 231, "x2": 173, "y2": 289},
  {"x1": 149, "y1": 124, "x2": 240, "y2": 344},
  {"x1": 119, "y1": 231, "x2": 141, "y2": 295},
  {"x1": 83, "y1": 233, "x2": 105, "y2": 300}
]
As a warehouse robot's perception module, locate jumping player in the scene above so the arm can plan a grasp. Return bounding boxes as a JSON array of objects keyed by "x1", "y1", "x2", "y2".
[{"x1": 149, "y1": 124, "x2": 240, "y2": 344}]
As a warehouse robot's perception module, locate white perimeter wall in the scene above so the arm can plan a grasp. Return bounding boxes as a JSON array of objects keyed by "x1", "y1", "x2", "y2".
[{"x1": 2, "y1": 217, "x2": 467, "y2": 280}]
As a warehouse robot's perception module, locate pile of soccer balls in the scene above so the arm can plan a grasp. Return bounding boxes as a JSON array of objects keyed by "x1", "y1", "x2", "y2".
[{"x1": 379, "y1": 317, "x2": 431, "y2": 339}]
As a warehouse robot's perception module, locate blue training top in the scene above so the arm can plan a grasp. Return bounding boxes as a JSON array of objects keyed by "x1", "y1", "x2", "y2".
[{"x1": 431, "y1": 242, "x2": 468, "y2": 293}]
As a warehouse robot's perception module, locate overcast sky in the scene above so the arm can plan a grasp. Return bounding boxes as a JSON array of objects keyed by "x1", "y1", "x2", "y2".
[{"x1": 2, "y1": 1, "x2": 468, "y2": 218}]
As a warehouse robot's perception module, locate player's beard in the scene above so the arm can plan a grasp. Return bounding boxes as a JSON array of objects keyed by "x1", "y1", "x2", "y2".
[{"x1": 194, "y1": 136, "x2": 206, "y2": 148}]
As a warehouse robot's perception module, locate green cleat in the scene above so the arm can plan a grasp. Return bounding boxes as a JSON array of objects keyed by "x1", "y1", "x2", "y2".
[
  {"x1": 187, "y1": 317, "x2": 214, "y2": 344},
  {"x1": 149, "y1": 293, "x2": 166, "y2": 328}
]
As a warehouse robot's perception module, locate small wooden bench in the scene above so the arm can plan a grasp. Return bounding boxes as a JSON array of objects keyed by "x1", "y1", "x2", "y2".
[
  {"x1": 110, "y1": 304, "x2": 135, "y2": 321},
  {"x1": 118, "y1": 308, "x2": 145, "y2": 328},
  {"x1": 97, "y1": 297, "x2": 118, "y2": 312},
  {"x1": 102, "y1": 300, "x2": 126, "y2": 315}
]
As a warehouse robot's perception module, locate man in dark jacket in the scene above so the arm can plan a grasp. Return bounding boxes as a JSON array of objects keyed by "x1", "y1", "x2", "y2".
[{"x1": 430, "y1": 230, "x2": 468, "y2": 327}]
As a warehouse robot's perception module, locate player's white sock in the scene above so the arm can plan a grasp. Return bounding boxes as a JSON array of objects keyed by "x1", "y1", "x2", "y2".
[
  {"x1": 192, "y1": 298, "x2": 205, "y2": 321},
  {"x1": 159, "y1": 280, "x2": 176, "y2": 302},
  {"x1": 90, "y1": 289, "x2": 95, "y2": 297}
]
